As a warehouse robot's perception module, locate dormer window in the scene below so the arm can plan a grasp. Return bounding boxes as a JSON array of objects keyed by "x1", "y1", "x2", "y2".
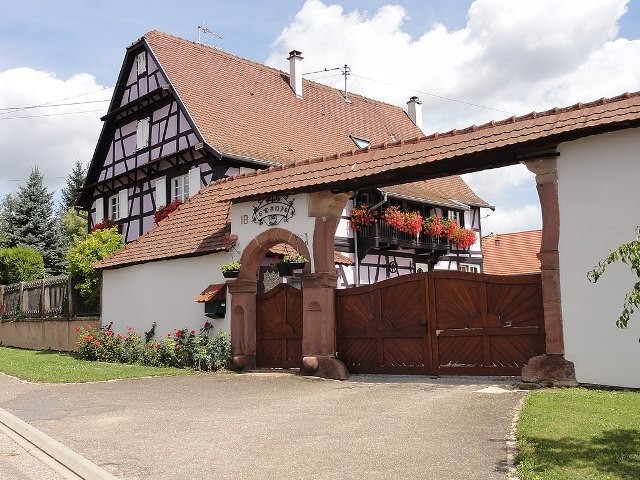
[
  {"x1": 136, "y1": 117, "x2": 150, "y2": 150},
  {"x1": 136, "y1": 51, "x2": 147, "y2": 75},
  {"x1": 350, "y1": 135, "x2": 370, "y2": 149}
]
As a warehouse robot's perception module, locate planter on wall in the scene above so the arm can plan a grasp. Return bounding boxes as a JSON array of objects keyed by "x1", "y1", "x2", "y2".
[
  {"x1": 222, "y1": 270, "x2": 239, "y2": 279},
  {"x1": 276, "y1": 263, "x2": 292, "y2": 277},
  {"x1": 288, "y1": 262, "x2": 306, "y2": 271}
]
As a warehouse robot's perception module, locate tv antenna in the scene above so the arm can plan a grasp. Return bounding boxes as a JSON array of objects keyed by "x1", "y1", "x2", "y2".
[
  {"x1": 197, "y1": 22, "x2": 223, "y2": 45},
  {"x1": 341, "y1": 64, "x2": 352, "y2": 103}
]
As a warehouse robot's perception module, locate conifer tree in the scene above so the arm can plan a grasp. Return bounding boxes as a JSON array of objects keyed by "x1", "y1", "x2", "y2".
[
  {"x1": 60, "y1": 160, "x2": 87, "y2": 212},
  {"x1": 4, "y1": 167, "x2": 65, "y2": 275}
]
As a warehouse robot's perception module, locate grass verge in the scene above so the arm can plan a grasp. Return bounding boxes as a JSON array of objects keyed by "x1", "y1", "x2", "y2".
[
  {"x1": 0, "y1": 346, "x2": 189, "y2": 383},
  {"x1": 517, "y1": 388, "x2": 640, "y2": 480}
]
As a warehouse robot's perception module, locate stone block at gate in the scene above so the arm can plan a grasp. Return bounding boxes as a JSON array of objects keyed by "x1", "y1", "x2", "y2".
[{"x1": 302, "y1": 356, "x2": 349, "y2": 380}]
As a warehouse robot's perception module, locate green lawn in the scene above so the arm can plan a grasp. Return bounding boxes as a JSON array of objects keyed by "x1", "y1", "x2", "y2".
[
  {"x1": 517, "y1": 388, "x2": 640, "y2": 480},
  {"x1": 0, "y1": 346, "x2": 188, "y2": 383}
]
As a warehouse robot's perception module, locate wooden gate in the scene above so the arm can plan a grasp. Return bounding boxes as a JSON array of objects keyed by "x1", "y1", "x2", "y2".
[
  {"x1": 336, "y1": 274, "x2": 430, "y2": 374},
  {"x1": 336, "y1": 272, "x2": 545, "y2": 375},
  {"x1": 256, "y1": 284, "x2": 303, "y2": 368}
]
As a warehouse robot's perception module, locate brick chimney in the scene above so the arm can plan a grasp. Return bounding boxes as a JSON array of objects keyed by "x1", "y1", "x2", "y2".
[
  {"x1": 288, "y1": 50, "x2": 303, "y2": 98},
  {"x1": 407, "y1": 96, "x2": 423, "y2": 131}
]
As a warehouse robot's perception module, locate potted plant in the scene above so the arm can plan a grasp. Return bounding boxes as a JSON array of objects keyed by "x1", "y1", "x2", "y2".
[
  {"x1": 349, "y1": 203, "x2": 377, "y2": 231},
  {"x1": 220, "y1": 261, "x2": 241, "y2": 278},
  {"x1": 283, "y1": 252, "x2": 308, "y2": 271}
]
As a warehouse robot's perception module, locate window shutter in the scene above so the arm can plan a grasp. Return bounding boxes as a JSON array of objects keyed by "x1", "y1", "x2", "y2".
[
  {"x1": 155, "y1": 177, "x2": 166, "y2": 208},
  {"x1": 95, "y1": 198, "x2": 104, "y2": 223},
  {"x1": 136, "y1": 117, "x2": 150, "y2": 149},
  {"x1": 118, "y1": 189, "x2": 128, "y2": 220},
  {"x1": 188, "y1": 167, "x2": 201, "y2": 198},
  {"x1": 136, "y1": 51, "x2": 147, "y2": 75}
]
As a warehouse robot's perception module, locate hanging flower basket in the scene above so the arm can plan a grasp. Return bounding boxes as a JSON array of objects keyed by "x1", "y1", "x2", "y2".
[
  {"x1": 423, "y1": 215, "x2": 444, "y2": 237},
  {"x1": 276, "y1": 261, "x2": 292, "y2": 276},
  {"x1": 220, "y1": 261, "x2": 241, "y2": 278}
]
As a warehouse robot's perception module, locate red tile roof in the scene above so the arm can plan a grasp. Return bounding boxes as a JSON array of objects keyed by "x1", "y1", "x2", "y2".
[
  {"x1": 95, "y1": 186, "x2": 233, "y2": 269},
  {"x1": 195, "y1": 284, "x2": 227, "y2": 303},
  {"x1": 97, "y1": 91, "x2": 640, "y2": 270},
  {"x1": 208, "y1": 92, "x2": 640, "y2": 202},
  {"x1": 143, "y1": 30, "x2": 423, "y2": 166},
  {"x1": 382, "y1": 177, "x2": 492, "y2": 209},
  {"x1": 481, "y1": 230, "x2": 542, "y2": 275},
  {"x1": 269, "y1": 243, "x2": 353, "y2": 265}
]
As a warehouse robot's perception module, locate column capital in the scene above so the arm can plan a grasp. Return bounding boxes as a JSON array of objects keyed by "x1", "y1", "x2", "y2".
[
  {"x1": 226, "y1": 279, "x2": 258, "y2": 295},
  {"x1": 523, "y1": 156, "x2": 558, "y2": 185},
  {"x1": 301, "y1": 272, "x2": 338, "y2": 289}
]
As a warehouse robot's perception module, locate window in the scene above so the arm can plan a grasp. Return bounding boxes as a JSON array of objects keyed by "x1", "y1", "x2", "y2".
[
  {"x1": 459, "y1": 264, "x2": 480, "y2": 273},
  {"x1": 350, "y1": 135, "x2": 370, "y2": 149},
  {"x1": 172, "y1": 174, "x2": 190, "y2": 202},
  {"x1": 136, "y1": 51, "x2": 147, "y2": 75},
  {"x1": 108, "y1": 194, "x2": 120, "y2": 221},
  {"x1": 136, "y1": 117, "x2": 150, "y2": 150}
]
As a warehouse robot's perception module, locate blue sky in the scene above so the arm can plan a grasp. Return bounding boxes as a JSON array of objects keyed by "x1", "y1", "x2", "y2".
[{"x1": 1, "y1": 0, "x2": 639, "y2": 234}]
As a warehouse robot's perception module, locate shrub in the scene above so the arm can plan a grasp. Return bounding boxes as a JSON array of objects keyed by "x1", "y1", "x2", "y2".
[
  {"x1": 76, "y1": 321, "x2": 232, "y2": 371},
  {"x1": 0, "y1": 246, "x2": 45, "y2": 284},
  {"x1": 66, "y1": 227, "x2": 124, "y2": 305}
]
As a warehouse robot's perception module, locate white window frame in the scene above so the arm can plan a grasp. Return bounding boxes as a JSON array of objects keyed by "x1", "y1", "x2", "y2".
[
  {"x1": 136, "y1": 117, "x2": 150, "y2": 150},
  {"x1": 459, "y1": 264, "x2": 480, "y2": 273},
  {"x1": 171, "y1": 173, "x2": 190, "y2": 202},
  {"x1": 136, "y1": 51, "x2": 147, "y2": 75},
  {"x1": 155, "y1": 177, "x2": 167, "y2": 208},
  {"x1": 108, "y1": 194, "x2": 120, "y2": 221},
  {"x1": 94, "y1": 198, "x2": 104, "y2": 223}
]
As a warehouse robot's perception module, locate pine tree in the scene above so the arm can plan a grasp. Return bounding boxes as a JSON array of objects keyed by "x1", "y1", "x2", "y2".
[
  {"x1": 60, "y1": 160, "x2": 87, "y2": 212},
  {"x1": 4, "y1": 167, "x2": 66, "y2": 275}
]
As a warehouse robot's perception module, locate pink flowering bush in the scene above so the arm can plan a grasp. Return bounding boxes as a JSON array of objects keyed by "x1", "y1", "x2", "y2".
[{"x1": 76, "y1": 321, "x2": 230, "y2": 370}]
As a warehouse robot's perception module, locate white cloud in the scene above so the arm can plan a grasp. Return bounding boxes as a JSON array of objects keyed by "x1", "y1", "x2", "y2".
[
  {"x1": 267, "y1": 0, "x2": 637, "y2": 234},
  {"x1": 0, "y1": 68, "x2": 111, "y2": 201},
  {"x1": 481, "y1": 204, "x2": 541, "y2": 235}
]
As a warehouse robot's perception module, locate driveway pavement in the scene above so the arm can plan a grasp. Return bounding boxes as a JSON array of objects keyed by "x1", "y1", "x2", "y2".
[{"x1": 0, "y1": 372, "x2": 523, "y2": 479}]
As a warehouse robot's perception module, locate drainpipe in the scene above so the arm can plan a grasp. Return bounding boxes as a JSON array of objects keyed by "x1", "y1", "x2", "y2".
[{"x1": 353, "y1": 193, "x2": 388, "y2": 287}]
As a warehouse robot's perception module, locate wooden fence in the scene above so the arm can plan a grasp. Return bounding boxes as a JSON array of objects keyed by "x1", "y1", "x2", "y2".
[
  {"x1": 0, "y1": 276, "x2": 100, "y2": 351},
  {"x1": 0, "y1": 276, "x2": 99, "y2": 319}
]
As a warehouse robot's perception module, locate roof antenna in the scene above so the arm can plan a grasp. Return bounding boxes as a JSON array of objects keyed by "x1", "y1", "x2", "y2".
[
  {"x1": 197, "y1": 22, "x2": 224, "y2": 45},
  {"x1": 341, "y1": 64, "x2": 352, "y2": 103}
]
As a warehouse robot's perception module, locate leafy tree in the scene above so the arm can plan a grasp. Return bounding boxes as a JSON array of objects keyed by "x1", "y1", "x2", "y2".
[
  {"x1": 66, "y1": 227, "x2": 124, "y2": 305},
  {"x1": 588, "y1": 227, "x2": 640, "y2": 328},
  {"x1": 2, "y1": 167, "x2": 65, "y2": 275},
  {"x1": 0, "y1": 194, "x2": 16, "y2": 248},
  {"x1": 0, "y1": 246, "x2": 45, "y2": 284},
  {"x1": 60, "y1": 160, "x2": 87, "y2": 212},
  {"x1": 60, "y1": 207, "x2": 88, "y2": 249}
]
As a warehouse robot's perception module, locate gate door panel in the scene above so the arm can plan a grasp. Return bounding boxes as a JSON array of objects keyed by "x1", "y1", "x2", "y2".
[
  {"x1": 256, "y1": 284, "x2": 303, "y2": 368},
  {"x1": 337, "y1": 274, "x2": 431, "y2": 374}
]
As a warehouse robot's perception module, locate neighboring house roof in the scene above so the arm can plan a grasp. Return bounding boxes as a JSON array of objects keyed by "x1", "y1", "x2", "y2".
[
  {"x1": 142, "y1": 30, "x2": 423, "y2": 166},
  {"x1": 269, "y1": 243, "x2": 354, "y2": 266},
  {"x1": 381, "y1": 177, "x2": 492, "y2": 210},
  {"x1": 482, "y1": 230, "x2": 542, "y2": 275},
  {"x1": 96, "y1": 91, "x2": 640, "y2": 270}
]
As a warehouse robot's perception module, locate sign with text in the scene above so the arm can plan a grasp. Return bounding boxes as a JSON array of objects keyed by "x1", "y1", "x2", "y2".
[{"x1": 251, "y1": 195, "x2": 295, "y2": 226}]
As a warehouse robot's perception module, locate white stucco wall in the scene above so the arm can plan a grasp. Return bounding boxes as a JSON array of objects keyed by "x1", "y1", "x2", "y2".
[
  {"x1": 102, "y1": 253, "x2": 233, "y2": 337},
  {"x1": 231, "y1": 193, "x2": 315, "y2": 267},
  {"x1": 557, "y1": 128, "x2": 640, "y2": 387}
]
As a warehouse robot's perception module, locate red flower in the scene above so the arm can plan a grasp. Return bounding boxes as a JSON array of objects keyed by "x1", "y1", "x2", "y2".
[
  {"x1": 105, "y1": 330, "x2": 112, "y2": 336},
  {"x1": 153, "y1": 200, "x2": 182, "y2": 224},
  {"x1": 175, "y1": 330, "x2": 183, "y2": 338},
  {"x1": 190, "y1": 330, "x2": 195, "y2": 335},
  {"x1": 94, "y1": 340, "x2": 101, "y2": 346},
  {"x1": 75, "y1": 327, "x2": 80, "y2": 332},
  {"x1": 127, "y1": 327, "x2": 133, "y2": 331}
]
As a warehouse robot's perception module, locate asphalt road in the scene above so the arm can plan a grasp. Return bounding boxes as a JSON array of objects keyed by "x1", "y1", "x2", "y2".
[{"x1": 0, "y1": 372, "x2": 523, "y2": 479}]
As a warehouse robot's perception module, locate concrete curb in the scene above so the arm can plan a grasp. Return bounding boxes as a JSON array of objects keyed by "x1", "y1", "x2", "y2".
[
  {"x1": 506, "y1": 395, "x2": 526, "y2": 480},
  {"x1": 0, "y1": 407, "x2": 119, "y2": 480}
]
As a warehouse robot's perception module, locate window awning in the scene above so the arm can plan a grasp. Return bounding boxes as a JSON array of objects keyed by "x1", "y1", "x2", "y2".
[{"x1": 195, "y1": 284, "x2": 227, "y2": 303}]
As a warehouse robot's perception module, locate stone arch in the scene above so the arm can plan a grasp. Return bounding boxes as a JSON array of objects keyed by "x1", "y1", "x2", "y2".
[{"x1": 237, "y1": 227, "x2": 312, "y2": 281}]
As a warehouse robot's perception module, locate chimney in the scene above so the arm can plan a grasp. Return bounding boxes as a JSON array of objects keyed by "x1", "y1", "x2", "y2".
[
  {"x1": 288, "y1": 50, "x2": 303, "y2": 98},
  {"x1": 407, "y1": 96, "x2": 423, "y2": 131}
]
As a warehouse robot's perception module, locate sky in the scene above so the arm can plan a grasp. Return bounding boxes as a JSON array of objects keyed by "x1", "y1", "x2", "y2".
[{"x1": 1, "y1": 0, "x2": 639, "y2": 234}]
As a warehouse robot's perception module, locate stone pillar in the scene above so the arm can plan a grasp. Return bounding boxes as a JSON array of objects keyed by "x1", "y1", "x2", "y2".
[
  {"x1": 522, "y1": 156, "x2": 576, "y2": 386},
  {"x1": 300, "y1": 191, "x2": 351, "y2": 380},
  {"x1": 226, "y1": 279, "x2": 258, "y2": 371}
]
